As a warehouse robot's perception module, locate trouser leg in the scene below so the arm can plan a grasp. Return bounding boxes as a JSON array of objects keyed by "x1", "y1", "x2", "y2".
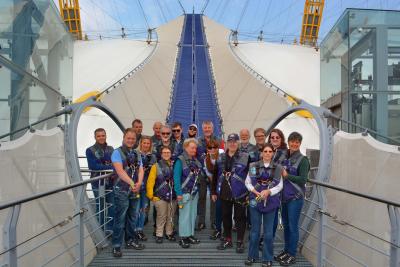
[
  {"x1": 154, "y1": 200, "x2": 168, "y2": 237},
  {"x1": 165, "y1": 200, "x2": 177, "y2": 236},
  {"x1": 233, "y1": 202, "x2": 246, "y2": 242},
  {"x1": 221, "y1": 199, "x2": 233, "y2": 239}
]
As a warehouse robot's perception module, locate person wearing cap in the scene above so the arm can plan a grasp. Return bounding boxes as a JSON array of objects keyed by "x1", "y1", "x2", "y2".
[
  {"x1": 196, "y1": 121, "x2": 222, "y2": 231},
  {"x1": 187, "y1": 124, "x2": 198, "y2": 138},
  {"x1": 274, "y1": 132, "x2": 310, "y2": 266},
  {"x1": 214, "y1": 133, "x2": 250, "y2": 253}
]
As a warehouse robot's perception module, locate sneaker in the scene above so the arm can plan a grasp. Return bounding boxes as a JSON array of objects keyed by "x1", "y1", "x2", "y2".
[
  {"x1": 112, "y1": 247, "x2": 122, "y2": 257},
  {"x1": 262, "y1": 261, "x2": 273, "y2": 267},
  {"x1": 217, "y1": 240, "x2": 233, "y2": 250},
  {"x1": 244, "y1": 258, "x2": 257, "y2": 266},
  {"x1": 209, "y1": 230, "x2": 221, "y2": 240},
  {"x1": 274, "y1": 250, "x2": 288, "y2": 262},
  {"x1": 155, "y1": 236, "x2": 163, "y2": 244},
  {"x1": 187, "y1": 236, "x2": 200, "y2": 244},
  {"x1": 179, "y1": 238, "x2": 190, "y2": 248},
  {"x1": 126, "y1": 240, "x2": 145, "y2": 250},
  {"x1": 236, "y1": 241, "x2": 245, "y2": 253},
  {"x1": 166, "y1": 234, "x2": 176, "y2": 242},
  {"x1": 279, "y1": 255, "x2": 296, "y2": 266},
  {"x1": 137, "y1": 231, "x2": 147, "y2": 241}
]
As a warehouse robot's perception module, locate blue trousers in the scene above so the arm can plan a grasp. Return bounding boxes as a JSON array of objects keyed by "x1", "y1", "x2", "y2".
[
  {"x1": 112, "y1": 186, "x2": 140, "y2": 248},
  {"x1": 135, "y1": 190, "x2": 149, "y2": 231},
  {"x1": 92, "y1": 180, "x2": 115, "y2": 232},
  {"x1": 248, "y1": 207, "x2": 276, "y2": 262},
  {"x1": 282, "y1": 198, "x2": 304, "y2": 256},
  {"x1": 179, "y1": 193, "x2": 198, "y2": 237}
]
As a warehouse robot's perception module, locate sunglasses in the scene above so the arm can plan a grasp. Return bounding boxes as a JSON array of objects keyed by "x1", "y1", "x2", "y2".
[
  {"x1": 172, "y1": 129, "x2": 181, "y2": 133},
  {"x1": 189, "y1": 127, "x2": 197, "y2": 131},
  {"x1": 263, "y1": 150, "x2": 274, "y2": 153},
  {"x1": 161, "y1": 132, "x2": 170, "y2": 136},
  {"x1": 207, "y1": 146, "x2": 218, "y2": 149},
  {"x1": 270, "y1": 136, "x2": 281, "y2": 140}
]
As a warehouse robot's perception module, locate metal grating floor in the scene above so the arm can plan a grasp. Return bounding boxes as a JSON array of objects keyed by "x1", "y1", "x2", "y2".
[{"x1": 89, "y1": 201, "x2": 313, "y2": 266}]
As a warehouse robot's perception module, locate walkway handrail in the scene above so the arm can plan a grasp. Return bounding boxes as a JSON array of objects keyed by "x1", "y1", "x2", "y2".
[
  {"x1": 0, "y1": 173, "x2": 113, "y2": 211},
  {"x1": 308, "y1": 179, "x2": 400, "y2": 208}
]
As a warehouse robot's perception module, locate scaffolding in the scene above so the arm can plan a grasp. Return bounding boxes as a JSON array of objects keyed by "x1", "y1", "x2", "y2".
[
  {"x1": 58, "y1": 0, "x2": 83, "y2": 40},
  {"x1": 300, "y1": 0, "x2": 324, "y2": 47}
]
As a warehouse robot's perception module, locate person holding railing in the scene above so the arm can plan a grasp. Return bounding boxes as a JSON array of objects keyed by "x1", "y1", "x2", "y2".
[
  {"x1": 146, "y1": 146, "x2": 177, "y2": 244},
  {"x1": 275, "y1": 132, "x2": 310, "y2": 266},
  {"x1": 85, "y1": 128, "x2": 114, "y2": 233},
  {"x1": 174, "y1": 138, "x2": 203, "y2": 248},
  {"x1": 135, "y1": 136, "x2": 157, "y2": 242},
  {"x1": 111, "y1": 128, "x2": 145, "y2": 258},
  {"x1": 244, "y1": 143, "x2": 283, "y2": 267},
  {"x1": 215, "y1": 133, "x2": 250, "y2": 254}
]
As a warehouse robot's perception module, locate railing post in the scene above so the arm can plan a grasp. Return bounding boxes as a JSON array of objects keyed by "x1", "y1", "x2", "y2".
[
  {"x1": 2, "y1": 205, "x2": 20, "y2": 267},
  {"x1": 317, "y1": 186, "x2": 326, "y2": 267},
  {"x1": 76, "y1": 186, "x2": 85, "y2": 267},
  {"x1": 388, "y1": 205, "x2": 400, "y2": 267}
]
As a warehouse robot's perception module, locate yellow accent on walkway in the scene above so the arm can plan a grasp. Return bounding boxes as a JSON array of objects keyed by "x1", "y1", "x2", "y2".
[
  {"x1": 287, "y1": 95, "x2": 314, "y2": 118},
  {"x1": 73, "y1": 90, "x2": 101, "y2": 112}
]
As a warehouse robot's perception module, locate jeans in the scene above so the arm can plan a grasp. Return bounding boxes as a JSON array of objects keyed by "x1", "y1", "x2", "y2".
[
  {"x1": 135, "y1": 190, "x2": 149, "y2": 231},
  {"x1": 92, "y1": 180, "x2": 115, "y2": 232},
  {"x1": 282, "y1": 198, "x2": 304, "y2": 256},
  {"x1": 112, "y1": 185, "x2": 140, "y2": 248},
  {"x1": 248, "y1": 207, "x2": 276, "y2": 261},
  {"x1": 179, "y1": 193, "x2": 198, "y2": 237}
]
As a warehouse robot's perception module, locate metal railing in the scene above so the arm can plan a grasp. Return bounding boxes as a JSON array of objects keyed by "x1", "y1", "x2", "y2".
[
  {"x1": 0, "y1": 172, "x2": 114, "y2": 267},
  {"x1": 297, "y1": 174, "x2": 400, "y2": 267}
]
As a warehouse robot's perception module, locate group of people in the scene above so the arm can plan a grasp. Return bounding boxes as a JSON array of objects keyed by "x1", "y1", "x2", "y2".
[{"x1": 86, "y1": 119, "x2": 310, "y2": 267}]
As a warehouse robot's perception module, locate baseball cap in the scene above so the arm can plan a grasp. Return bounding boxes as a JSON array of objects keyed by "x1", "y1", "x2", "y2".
[
  {"x1": 188, "y1": 123, "x2": 198, "y2": 130},
  {"x1": 227, "y1": 133, "x2": 239, "y2": 142}
]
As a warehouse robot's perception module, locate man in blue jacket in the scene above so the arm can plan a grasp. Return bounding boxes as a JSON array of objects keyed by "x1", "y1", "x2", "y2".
[{"x1": 86, "y1": 128, "x2": 114, "y2": 233}]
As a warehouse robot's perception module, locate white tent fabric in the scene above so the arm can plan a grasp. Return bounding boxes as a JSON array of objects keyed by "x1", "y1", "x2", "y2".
[
  {"x1": 302, "y1": 131, "x2": 400, "y2": 266},
  {"x1": 0, "y1": 128, "x2": 96, "y2": 266}
]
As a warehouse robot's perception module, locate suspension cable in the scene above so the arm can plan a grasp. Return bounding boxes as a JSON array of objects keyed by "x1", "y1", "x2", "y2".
[
  {"x1": 201, "y1": 0, "x2": 210, "y2": 14},
  {"x1": 177, "y1": 0, "x2": 186, "y2": 14},
  {"x1": 235, "y1": 0, "x2": 250, "y2": 31},
  {"x1": 137, "y1": 0, "x2": 150, "y2": 29},
  {"x1": 155, "y1": 0, "x2": 167, "y2": 23}
]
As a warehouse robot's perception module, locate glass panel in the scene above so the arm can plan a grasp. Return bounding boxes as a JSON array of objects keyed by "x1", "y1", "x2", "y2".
[
  {"x1": 388, "y1": 29, "x2": 400, "y2": 92},
  {"x1": 388, "y1": 93, "x2": 400, "y2": 143},
  {"x1": 0, "y1": 0, "x2": 73, "y2": 140}
]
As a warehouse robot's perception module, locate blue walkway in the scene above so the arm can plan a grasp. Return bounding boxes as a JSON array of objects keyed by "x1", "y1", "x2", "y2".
[{"x1": 168, "y1": 14, "x2": 223, "y2": 137}]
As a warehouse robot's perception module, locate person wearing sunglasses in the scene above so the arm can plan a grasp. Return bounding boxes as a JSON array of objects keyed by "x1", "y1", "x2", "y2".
[
  {"x1": 275, "y1": 132, "x2": 310, "y2": 266},
  {"x1": 155, "y1": 125, "x2": 173, "y2": 161},
  {"x1": 171, "y1": 122, "x2": 185, "y2": 162},
  {"x1": 196, "y1": 121, "x2": 222, "y2": 231},
  {"x1": 244, "y1": 143, "x2": 283, "y2": 267},
  {"x1": 267, "y1": 128, "x2": 288, "y2": 240},
  {"x1": 187, "y1": 123, "x2": 198, "y2": 138},
  {"x1": 205, "y1": 139, "x2": 222, "y2": 240}
]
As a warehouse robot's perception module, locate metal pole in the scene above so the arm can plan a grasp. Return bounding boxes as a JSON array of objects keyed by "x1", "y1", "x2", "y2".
[
  {"x1": 76, "y1": 186, "x2": 85, "y2": 267},
  {"x1": 317, "y1": 186, "x2": 326, "y2": 267},
  {"x1": 2, "y1": 205, "x2": 21, "y2": 267},
  {"x1": 388, "y1": 205, "x2": 400, "y2": 267}
]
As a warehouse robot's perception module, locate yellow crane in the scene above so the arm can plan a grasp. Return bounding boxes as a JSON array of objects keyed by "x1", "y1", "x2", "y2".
[
  {"x1": 58, "y1": 0, "x2": 83, "y2": 40},
  {"x1": 300, "y1": 0, "x2": 325, "y2": 47}
]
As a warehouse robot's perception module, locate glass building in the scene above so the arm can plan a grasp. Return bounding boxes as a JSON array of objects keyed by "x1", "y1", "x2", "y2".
[
  {"x1": 0, "y1": 0, "x2": 73, "y2": 140},
  {"x1": 320, "y1": 9, "x2": 400, "y2": 144}
]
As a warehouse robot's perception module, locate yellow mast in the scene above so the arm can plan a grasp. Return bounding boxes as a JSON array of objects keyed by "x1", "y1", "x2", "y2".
[
  {"x1": 58, "y1": 0, "x2": 83, "y2": 40},
  {"x1": 300, "y1": 0, "x2": 325, "y2": 47}
]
